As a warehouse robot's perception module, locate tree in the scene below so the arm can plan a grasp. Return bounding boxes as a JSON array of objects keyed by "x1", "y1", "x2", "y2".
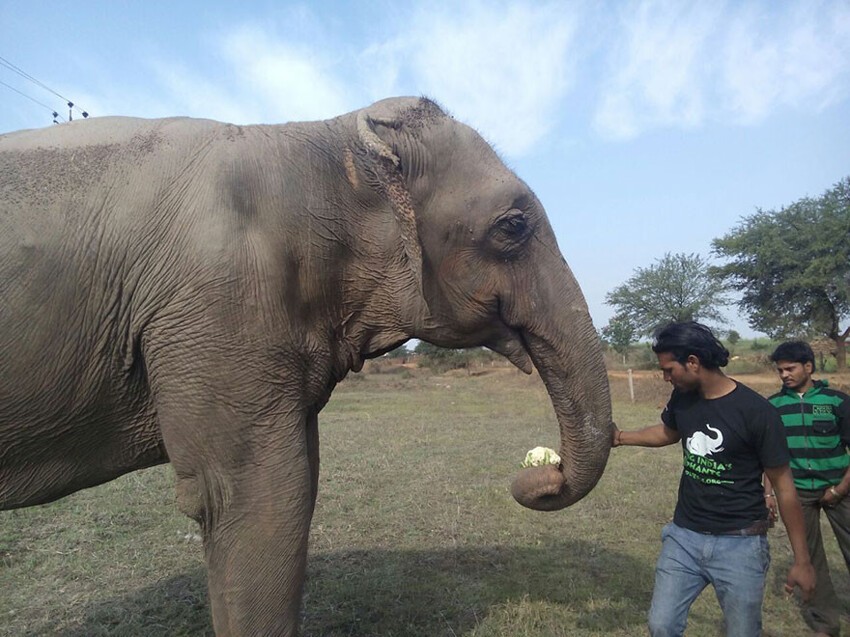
[
  {"x1": 413, "y1": 341, "x2": 447, "y2": 358},
  {"x1": 712, "y1": 177, "x2": 850, "y2": 370},
  {"x1": 384, "y1": 344, "x2": 409, "y2": 359},
  {"x1": 414, "y1": 341, "x2": 474, "y2": 371},
  {"x1": 605, "y1": 252, "x2": 729, "y2": 337},
  {"x1": 600, "y1": 314, "x2": 636, "y2": 364},
  {"x1": 726, "y1": 329, "x2": 741, "y2": 346}
]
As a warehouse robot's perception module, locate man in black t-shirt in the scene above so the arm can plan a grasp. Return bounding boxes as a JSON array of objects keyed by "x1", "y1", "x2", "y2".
[{"x1": 613, "y1": 322, "x2": 814, "y2": 637}]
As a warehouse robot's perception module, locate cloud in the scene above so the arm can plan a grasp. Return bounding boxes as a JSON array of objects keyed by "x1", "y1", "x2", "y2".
[
  {"x1": 721, "y1": 1, "x2": 850, "y2": 122},
  {"x1": 594, "y1": 0, "x2": 850, "y2": 140},
  {"x1": 62, "y1": 0, "x2": 848, "y2": 146},
  {"x1": 219, "y1": 25, "x2": 353, "y2": 123},
  {"x1": 140, "y1": 21, "x2": 357, "y2": 126},
  {"x1": 594, "y1": 1, "x2": 722, "y2": 139},
  {"x1": 395, "y1": 2, "x2": 583, "y2": 156},
  {"x1": 182, "y1": 2, "x2": 585, "y2": 157},
  {"x1": 147, "y1": 59, "x2": 257, "y2": 123}
]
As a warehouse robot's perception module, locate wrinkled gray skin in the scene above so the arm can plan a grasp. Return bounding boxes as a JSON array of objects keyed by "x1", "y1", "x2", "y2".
[{"x1": 0, "y1": 97, "x2": 612, "y2": 636}]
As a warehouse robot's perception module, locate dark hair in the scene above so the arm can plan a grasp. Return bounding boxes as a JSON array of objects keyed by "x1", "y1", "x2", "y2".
[
  {"x1": 770, "y1": 341, "x2": 816, "y2": 371},
  {"x1": 652, "y1": 321, "x2": 729, "y2": 369}
]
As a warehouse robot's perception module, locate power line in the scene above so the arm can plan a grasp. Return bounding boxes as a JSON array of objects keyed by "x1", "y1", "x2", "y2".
[
  {"x1": 0, "y1": 79, "x2": 67, "y2": 122},
  {"x1": 0, "y1": 54, "x2": 89, "y2": 121}
]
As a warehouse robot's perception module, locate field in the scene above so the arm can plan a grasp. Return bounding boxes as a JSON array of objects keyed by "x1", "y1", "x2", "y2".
[{"x1": 2, "y1": 367, "x2": 849, "y2": 636}]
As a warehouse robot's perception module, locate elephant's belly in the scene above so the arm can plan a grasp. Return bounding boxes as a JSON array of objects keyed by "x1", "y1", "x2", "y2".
[{"x1": 0, "y1": 410, "x2": 167, "y2": 509}]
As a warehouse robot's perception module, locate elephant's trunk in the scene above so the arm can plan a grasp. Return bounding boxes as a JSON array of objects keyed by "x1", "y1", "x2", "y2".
[{"x1": 510, "y1": 302, "x2": 613, "y2": 511}]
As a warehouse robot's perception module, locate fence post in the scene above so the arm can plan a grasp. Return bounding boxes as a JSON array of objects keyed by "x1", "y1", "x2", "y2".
[{"x1": 628, "y1": 368, "x2": 635, "y2": 403}]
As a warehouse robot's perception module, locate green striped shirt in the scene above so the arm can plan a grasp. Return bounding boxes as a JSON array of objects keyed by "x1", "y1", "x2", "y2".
[{"x1": 768, "y1": 380, "x2": 850, "y2": 491}]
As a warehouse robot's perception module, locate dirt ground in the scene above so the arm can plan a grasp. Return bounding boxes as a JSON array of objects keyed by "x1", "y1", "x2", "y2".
[{"x1": 367, "y1": 357, "x2": 850, "y2": 406}]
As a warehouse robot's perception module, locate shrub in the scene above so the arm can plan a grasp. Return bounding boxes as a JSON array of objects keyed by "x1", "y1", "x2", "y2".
[{"x1": 750, "y1": 339, "x2": 769, "y2": 351}]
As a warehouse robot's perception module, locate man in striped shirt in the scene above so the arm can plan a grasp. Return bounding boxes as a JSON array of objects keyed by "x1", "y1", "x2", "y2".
[{"x1": 768, "y1": 341, "x2": 850, "y2": 637}]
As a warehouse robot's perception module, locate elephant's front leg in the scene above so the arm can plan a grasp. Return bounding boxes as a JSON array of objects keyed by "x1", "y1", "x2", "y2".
[
  {"x1": 158, "y1": 389, "x2": 315, "y2": 636},
  {"x1": 204, "y1": 445, "x2": 313, "y2": 637}
]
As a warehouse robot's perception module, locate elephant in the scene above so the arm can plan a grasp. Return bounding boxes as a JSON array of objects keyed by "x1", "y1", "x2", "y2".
[
  {"x1": 685, "y1": 424, "x2": 725, "y2": 456},
  {"x1": 0, "y1": 96, "x2": 613, "y2": 636}
]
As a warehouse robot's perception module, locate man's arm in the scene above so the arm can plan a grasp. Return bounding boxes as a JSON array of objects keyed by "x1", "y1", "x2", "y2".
[
  {"x1": 764, "y1": 463, "x2": 815, "y2": 601},
  {"x1": 612, "y1": 423, "x2": 681, "y2": 448},
  {"x1": 838, "y1": 390, "x2": 850, "y2": 446},
  {"x1": 762, "y1": 474, "x2": 778, "y2": 523},
  {"x1": 823, "y1": 391, "x2": 850, "y2": 506}
]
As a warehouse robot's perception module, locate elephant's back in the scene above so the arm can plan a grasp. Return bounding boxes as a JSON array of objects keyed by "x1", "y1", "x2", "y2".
[
  {"x1": 0, "y1": 117, "x2": 237, "y2": 222},
  {"x1": 0, "y1": 116, "x2": 224, "y2": 151},
  {"x1": 0, "y1": 117, "x2": 234, "y2": 195}
]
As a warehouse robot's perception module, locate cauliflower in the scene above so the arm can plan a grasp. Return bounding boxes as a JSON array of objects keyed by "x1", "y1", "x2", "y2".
[{"x1": 520, "y1": 446, "x2": 561, "y2": 468}]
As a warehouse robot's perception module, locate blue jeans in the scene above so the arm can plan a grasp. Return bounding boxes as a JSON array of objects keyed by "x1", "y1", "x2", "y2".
[{"x1": 648, "y1": 522, "x2": 770, "y2": 637}]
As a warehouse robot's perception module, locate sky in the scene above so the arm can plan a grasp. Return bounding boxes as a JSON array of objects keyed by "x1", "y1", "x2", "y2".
[{"x1": 2, "y1": 0, "x2": 849, "y2": 338}]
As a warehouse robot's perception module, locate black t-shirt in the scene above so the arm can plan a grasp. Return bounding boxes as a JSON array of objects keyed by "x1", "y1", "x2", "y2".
[{"x1": 661, "y1": 382, "x2": 790, "y2": 534}]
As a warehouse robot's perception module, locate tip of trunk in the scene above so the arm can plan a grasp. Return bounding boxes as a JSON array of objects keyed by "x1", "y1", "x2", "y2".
[{"x1": 510, "y1": 457, "x2": 607, "y2": 511}]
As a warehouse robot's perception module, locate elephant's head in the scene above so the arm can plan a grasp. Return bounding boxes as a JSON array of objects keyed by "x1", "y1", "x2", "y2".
[{"x1": 348, "y1": 97, "x2": 613, "y2": 510}]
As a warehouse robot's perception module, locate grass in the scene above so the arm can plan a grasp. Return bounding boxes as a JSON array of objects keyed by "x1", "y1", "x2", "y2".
[{"x1": 2, "y1": 368, "x2": 849, "y2": 636}]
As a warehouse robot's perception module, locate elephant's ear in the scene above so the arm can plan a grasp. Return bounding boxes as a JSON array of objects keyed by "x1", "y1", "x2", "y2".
[{"x1": 356, "y1": 99, "x2": 426, "y2": 297}]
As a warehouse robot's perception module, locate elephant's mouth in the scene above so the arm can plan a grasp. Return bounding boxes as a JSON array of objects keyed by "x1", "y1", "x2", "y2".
[{"x1": 487, "y1": 325, "x2": 533, "y2": 374}]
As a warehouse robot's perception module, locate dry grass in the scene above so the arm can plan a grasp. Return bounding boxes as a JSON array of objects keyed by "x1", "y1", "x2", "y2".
[{"x1": 1, "y1": 367, "x2": 848, "y2": 636}]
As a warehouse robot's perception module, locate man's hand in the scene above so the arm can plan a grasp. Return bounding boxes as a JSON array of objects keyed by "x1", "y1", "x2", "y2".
[
  {"x1": 766, "y1": 463, "x2": 816, "y2": 602},
  {"x1": 764, "y1": 492, "x2": 777, "y2": 525},
  {"x1": 785, "y1": 561, "x2": 816, "y2": 602},
  {"x1": 611, "y1": 424, "x2": 622, "y2": 448},
  {"x1": 819, "y1": 485, "x2": 846, "y2": 508}
]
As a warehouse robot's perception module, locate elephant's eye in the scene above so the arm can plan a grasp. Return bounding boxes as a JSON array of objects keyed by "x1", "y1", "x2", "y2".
[
  {"x1": 501, "y1": 215, "x2": 527, "y2": 237},
  {"x1": 490, "y1": 209, "x2": 532, "y2": 253}
]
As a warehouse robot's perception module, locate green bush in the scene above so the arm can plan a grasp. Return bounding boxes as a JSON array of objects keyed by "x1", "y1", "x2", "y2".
[
  {"x1": 726, "y1": 359, "x2": 770, "y2": 375},
  {"x1": 821, "y1": 357, "x2": 838, "y2": 373},
  {"x1": 750, "y1": 338, "x2": 769, "y2": 351},
  {"x1": 632, "y1": 343, "x2": 660, "y2": 370},
  {"x1": 414, "y1": 342, "x2": 501, "y2": 373}
]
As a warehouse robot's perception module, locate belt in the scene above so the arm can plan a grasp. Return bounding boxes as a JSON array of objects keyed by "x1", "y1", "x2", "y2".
[{"x1": 709, "y1": 519, "x2": 771, "y2": 536}]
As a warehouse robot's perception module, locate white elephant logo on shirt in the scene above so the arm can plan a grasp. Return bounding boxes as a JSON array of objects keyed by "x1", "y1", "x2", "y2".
[{"x1": 686, "y1": 425, "x2": 724, "y2": 456}]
